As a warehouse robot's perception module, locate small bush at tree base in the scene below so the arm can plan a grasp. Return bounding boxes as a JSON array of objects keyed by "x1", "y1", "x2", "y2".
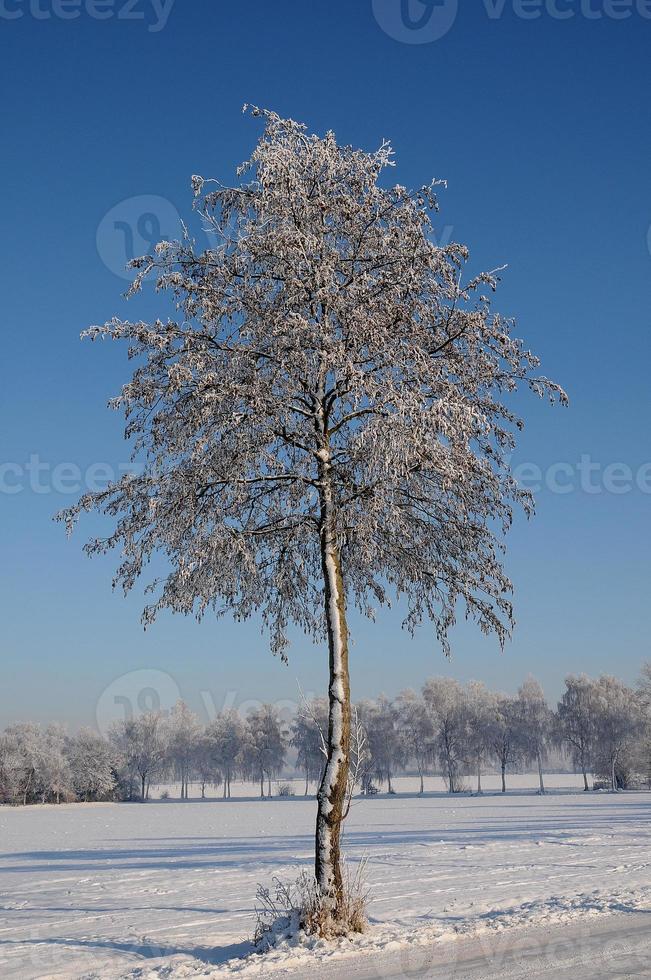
[
  {"x1": 276, "y1": 782, "x2": 295, "y2": 797},
  {"x1": 254, "y1": 861, "x2": 368, "y2": 944}
]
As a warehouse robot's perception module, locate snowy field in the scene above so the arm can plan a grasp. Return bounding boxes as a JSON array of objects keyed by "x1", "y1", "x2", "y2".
[{"x1": 1, "y1": 775, "x2": 651, "y2": 979}]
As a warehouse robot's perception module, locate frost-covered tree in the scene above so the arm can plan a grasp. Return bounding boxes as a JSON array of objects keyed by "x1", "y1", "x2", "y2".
[
  {"x1": 0, "y1": 731, "x2": 22, "y2": 804},
  {"x1": 489, "y1": 695, "x2": 520, "y2": 793},
  {"x1": 638, "y1": 662, "x2": 651, "y2": 710},
  {"x1": 591, "y1": 675, "x2": 642, "y2": 792},
  {"x1": 3, "y1": 723, "x2": 43, "y2": 805},
  {"x1": 463, "y1": 681, "x2": 496, "y2": 794},
  {"x1": 0, "y1": 723, "x2": 72, "y2": 804},
  {"x1": 516, "y1": 678, "x2": 553, "y2": 794},
  {"x1": 205, "y1": 709, "x2": 245, "y2": 798},
  {"x1": 166, "y1": 700, "x2": 202, "y2": 799},
  {"x1": 395, "y1": 690, "x2": 433, "y2": 794},
  {"x1": 59, "y1": 108, "x2": 564, "y2": 917},
  {"x1": 36, "y1": 724, "x2": 73, "y2": 804},
  {"x1": 359, "y1": 696, "x2": 406, "y2": 794},
  {"x1": 242, "y1": 704, "x2": 286, "y2": 797},
  {"x1": 291, "y1": 698, "x2": 328, "y2": 795},
  {"x1": 423, "y1": 678, "x2": 468, "y2": 793},
  {"x1": 193, "y1": 732, "x2": 222, "y2": 798},
  {"x1": 110, "y1": 711, "x2": 167, "y2": 801},
  {"x1": 635, "y1": 664, "x2": 651, "y2": 787},
  {"x1": 557, "y1": 675, "x2": 597, "y2": 791},
  {"x1": 67, "y1": 729, "x2": 116, "y2": 801}
]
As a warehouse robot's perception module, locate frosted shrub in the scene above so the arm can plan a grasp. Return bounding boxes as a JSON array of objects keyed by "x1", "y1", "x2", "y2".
[{"x1": 254, "y1": 861, "x2": 368, "y2": 944}]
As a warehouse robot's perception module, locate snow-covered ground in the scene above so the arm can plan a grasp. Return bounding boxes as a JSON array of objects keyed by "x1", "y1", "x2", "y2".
[{"x1": 1, "y1": 775, "x2": 650, "y2": 979}]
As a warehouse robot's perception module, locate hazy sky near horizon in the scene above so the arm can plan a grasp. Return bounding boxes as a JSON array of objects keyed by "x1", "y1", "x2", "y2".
[{"x1": 2, "y1": 0, "x2": 651, "y2": 730}]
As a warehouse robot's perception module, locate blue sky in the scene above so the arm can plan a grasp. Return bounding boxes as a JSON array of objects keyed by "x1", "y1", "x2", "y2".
[{"x1": 2, "y1": 0, "x2": 651, "y2": 728}]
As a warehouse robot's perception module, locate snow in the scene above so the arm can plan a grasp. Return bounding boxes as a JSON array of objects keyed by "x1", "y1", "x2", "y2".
[{"x1": 1, "y1": 775, "x2": 650, "y2": 979}]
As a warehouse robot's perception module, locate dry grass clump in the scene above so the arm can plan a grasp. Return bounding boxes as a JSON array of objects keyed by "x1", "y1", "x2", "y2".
[{"x1": 254, "y1": 860, "x2": 368, "y2": 946}]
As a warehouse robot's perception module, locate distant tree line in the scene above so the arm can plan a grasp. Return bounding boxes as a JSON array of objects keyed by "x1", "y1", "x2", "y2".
[{"x1": 2, "y1": 668, "x2": 650, "y2": 806}]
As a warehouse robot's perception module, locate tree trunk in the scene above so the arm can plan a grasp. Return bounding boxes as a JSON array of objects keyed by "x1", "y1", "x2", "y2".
[
  {"x1": 23, "y1": 769, "x2": 33, "y2": 806},
  {"x1": 583, "y1": 766, "x2": 589, "y2": 791},
  {"x1": 141, "y1": 774, "x2": 146, "y2": 801},
  {"x1": 315, "y1": 491, "x2": 351, "y2": 915},
  {"x1": 501, "y1": 762, "x2": 506, "y2": 793},
  {"x1": 611, "y1": 756, "x2": 617, "y2": 793},
  {"x1": 419, "y1": 769, "x2": 424, "y2": 795},
  {"x1": 305, "y1": 770, "x2": 309, "y2": 796},
  {"x1": 477, "y1": 756, "x2": 482, "y2": 795},
  {"x1": 260, "y1": 772, "x2": 264, "y2": 798},
  {"x1": 537, "y1": 753, "x2": 545, "y2": 794},
  {"x1": 447, "y1": 754, "x2": 454, "y2": 794}
]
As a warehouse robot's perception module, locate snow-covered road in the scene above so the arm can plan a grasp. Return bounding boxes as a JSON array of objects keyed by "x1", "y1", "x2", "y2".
[
  {"x1": 287, "y1": 914, "x2": 651, "y2": 979},
  {"x1": 1, "y1": 777, "x2": 650, "y2": 978}
]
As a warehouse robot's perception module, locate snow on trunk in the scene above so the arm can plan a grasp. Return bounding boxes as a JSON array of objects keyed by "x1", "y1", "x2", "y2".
[{"x1": 315, "y1": 454, "x2": 351, "y2": 913}]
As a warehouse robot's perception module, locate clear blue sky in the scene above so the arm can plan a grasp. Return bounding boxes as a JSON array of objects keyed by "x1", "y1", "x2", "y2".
[{"x1": 2, "y1": 0, "x2": 650, "y2": 729}]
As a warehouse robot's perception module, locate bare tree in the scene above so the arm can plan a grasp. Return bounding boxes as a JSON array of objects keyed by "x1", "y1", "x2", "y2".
[
  {"x1": 59, "y1": 108, "x2": 564, "y2": 920},
  {"x1": 346, "y1": 705, "x2": 371, "y2": 804}
]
